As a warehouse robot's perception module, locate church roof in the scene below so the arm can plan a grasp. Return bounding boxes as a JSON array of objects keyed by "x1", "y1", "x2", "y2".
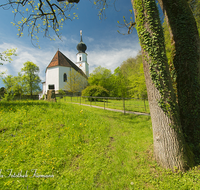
[{"x1": 46, "y1": 50, "x2": 87, "y2": 78}]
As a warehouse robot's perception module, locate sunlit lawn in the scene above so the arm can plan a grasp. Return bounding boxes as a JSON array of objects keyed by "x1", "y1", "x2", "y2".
[
  {"x1": 0, "y1": 100, "x2": 200, "y2": 189},
  {"x1": 59, "y1": 96, "x2": 150, "y2": 113}
]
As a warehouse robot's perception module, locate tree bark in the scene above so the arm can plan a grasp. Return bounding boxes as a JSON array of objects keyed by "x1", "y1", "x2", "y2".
[
  {"x1": 142, "y1": 48, "x2": 192, "y2": 170},
  {"x1": 131, "y1": 0, "x2": 193, "y2": 171},
  {"x1": 158, "y1": 0, "x2": 200, "y2": 158}
]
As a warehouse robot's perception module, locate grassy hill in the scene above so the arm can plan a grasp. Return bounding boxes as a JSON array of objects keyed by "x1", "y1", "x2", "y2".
[{"x1": 0, "y1": 100, "x2": 200, "y2": 189}]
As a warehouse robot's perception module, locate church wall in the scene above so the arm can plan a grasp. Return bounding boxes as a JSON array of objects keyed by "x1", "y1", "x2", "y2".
[
  {"x1": 76, "y1": 53, "x2": 87, "y2": 62},
  {"x1": 46, "y1": 67, "x2": 59, "y2": 92},
  {"x1": 60, "y1": 67, "x2": 88, "y2": 92},
  {"x1": 42, "y1": 83, "x2": 46, "y2": 95},
  {"x1": 85, "y1": 62, "x2": 89, "y2": 77},
  {"x1": 58, "y1": 66, "x2": 71, "y2": 91},
  {"x1": 76, "y1": 52, "x2": 89, "y2": 77},
  {"x1": 77, "y1": 61, "x2": 89, "y2": 77}
]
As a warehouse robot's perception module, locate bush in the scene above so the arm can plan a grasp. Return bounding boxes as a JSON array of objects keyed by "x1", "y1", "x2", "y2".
[
  {"x1": 82, "y1": 85, "x2": 109, "y2": 101},
  {"x1": 58, "y1": 89, "x2": 66, "y2": 95},
  {"x1": 2, "y1": 92, "x2": 14, "y2": 101}
]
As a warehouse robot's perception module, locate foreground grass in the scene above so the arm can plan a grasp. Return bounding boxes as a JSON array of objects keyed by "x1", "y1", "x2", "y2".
[{"x1": 0, "y1": 100, "x2": 200, "y2": 189}]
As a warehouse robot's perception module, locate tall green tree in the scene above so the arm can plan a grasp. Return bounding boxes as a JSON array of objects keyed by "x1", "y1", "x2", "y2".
[
  {"x1": 158, "y1": 0, "x2": 200, "y2": 164},
  {"x1": 21, "y1": 61, "x2": 41, "y2": 96},
  {"x1": 163, "y1": 0, "x2": 200, "y2": 96},
  {"x1": 111, "y1": 67, "x2": 129, "y2": 97},
  {"x1": 12, "y1": 73, "x2": 24, "y2": 97},
  {"x1": 129, "y1": 62, "x2": 147, "y2": 99},
  {"x1": 120, "y1": 52, "x2": 147, "y2": 98},
  {"x1": 132, "y1": 0, "x2": 193, "y2": 171}
]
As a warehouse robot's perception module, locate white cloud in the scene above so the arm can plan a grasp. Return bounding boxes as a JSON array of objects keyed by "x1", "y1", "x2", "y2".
[
  {"x1": 0, "y1": 36, "x2": 141, "y2": 87},
  {"x1": 88, "y1": 48, "x2": 138, "y2": 73},
  {"x1": 85, "y1": 36, "x2": 94, "y2": 42},
  {"x1": 87, "y1": 37, "x2": 141, "y2": 73},
  {"x1": 0, "y1": 43, "x2": 54, "y2": 80}
]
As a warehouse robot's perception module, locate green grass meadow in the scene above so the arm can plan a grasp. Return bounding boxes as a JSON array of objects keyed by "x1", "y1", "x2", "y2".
[
  {"x1": 59, "y1": 96, "x2": 150, "y2": 114},
  {"x1": 0, "y1": 100, "x2": 200, "y2": 189}
]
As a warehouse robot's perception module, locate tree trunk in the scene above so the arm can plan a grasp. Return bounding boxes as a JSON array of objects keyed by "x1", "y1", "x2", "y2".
[
  {"x1": 158, "y1": 0, "x2": 200, "y2": 159},
  {"x1": 142, "y1": 48, "x2": 193, "y2": 170},
  {"x1": 131, "y1": 0, "x2": 193, "y2": 171}
]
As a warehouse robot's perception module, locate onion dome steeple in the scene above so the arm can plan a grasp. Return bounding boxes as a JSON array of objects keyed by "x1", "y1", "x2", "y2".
[{"x1": 77, "y1": 30, "x2": 87, "y2": 53}]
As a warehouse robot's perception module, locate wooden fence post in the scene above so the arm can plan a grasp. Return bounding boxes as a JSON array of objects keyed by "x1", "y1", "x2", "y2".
[{"x1": 123, "y1": 97, "x2": 125, "y2": 115}]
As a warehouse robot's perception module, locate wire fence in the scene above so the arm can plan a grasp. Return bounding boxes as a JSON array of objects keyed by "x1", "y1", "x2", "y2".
[{"x1": 56, "y1": 95, "x2": 150, "y2": 114}]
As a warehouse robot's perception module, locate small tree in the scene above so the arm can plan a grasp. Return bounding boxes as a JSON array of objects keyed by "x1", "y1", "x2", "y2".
[
  {"x1": 58, "y1": 89, "x2": 66, "y2": 98},
  {"x1": 1, "y1": 72, "x2": 24, "y2": 100},
  {"x1": 1, "y1": 75, "x2": 15, "y2": 101},
  {"x1": 64, "y1": 69, "x2": 87, "y2": 95},
  {"x1": 21, "y1": 61, "x2": 41, "y2": 96}
]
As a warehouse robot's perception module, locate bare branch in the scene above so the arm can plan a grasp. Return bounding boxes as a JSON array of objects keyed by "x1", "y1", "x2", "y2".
[
  {"x1": 0, "y1": 0, "x2": 77, "y2": 47},
  {"x1": 117, "y1": 10, "x2": 136, "y2": 35}
]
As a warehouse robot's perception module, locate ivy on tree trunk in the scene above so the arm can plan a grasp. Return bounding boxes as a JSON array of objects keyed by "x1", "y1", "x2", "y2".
[
  {"x1": 157, "y1": 0, "x2": 200, "y2": 163},
  {"x1": 131, "y1": 0, "x2": 194, "y2": 171}
]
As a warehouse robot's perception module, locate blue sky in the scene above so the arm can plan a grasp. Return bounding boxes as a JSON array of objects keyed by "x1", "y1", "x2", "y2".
[{"x1": 0, "y1": 0, "x2": 141, "y2": 87}]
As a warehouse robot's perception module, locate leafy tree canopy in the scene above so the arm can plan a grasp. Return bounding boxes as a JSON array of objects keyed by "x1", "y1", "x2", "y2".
[
  {"x1": 21, "y1": 61, "x2": 41, "y2": 95},
  {"x1": 82, "y1": 85, "x2": 109, "y2": 100},
  {"x1": 88, "y1": 66, "x2": 113, "y2": 92},
  {"x1": 1, "y1": 72, "x2": 24, "y2": 100},
  {"x1": 1, "y1": 61, "x2": 41, "y2": 99},
  {"x1": 119, "y1": 52, "x2": 147, "y2": 98}
]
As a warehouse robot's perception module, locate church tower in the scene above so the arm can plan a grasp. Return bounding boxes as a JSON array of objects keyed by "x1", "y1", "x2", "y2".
[{"x1": 76, "y1": 30, "x2": 89, "y2": 77}]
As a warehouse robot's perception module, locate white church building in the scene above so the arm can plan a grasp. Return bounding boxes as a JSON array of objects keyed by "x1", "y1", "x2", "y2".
[{"x1": 42, "y1": 31, "x2": 89, "y2": 95}]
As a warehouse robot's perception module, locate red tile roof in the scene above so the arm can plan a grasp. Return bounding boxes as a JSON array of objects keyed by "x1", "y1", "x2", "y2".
[{"x1": 46, "y1": 50, "x2": 87, "y2": 78}]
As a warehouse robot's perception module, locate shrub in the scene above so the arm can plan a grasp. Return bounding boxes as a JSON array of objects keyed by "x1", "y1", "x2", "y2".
[
  {"x1": 82, "y1": 85, "x2": 109, "y2": 101},
  {"x1": 58, "y1": 89, "x2": 66, "y2": 95},
  {"x1": 2, "y1": 92, "x2": 14, "y2": 101}
]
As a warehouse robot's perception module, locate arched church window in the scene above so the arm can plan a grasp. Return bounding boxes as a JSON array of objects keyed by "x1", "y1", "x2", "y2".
[{"x1": 64, "y1": 73, "x2": 67, "y2": 82}]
